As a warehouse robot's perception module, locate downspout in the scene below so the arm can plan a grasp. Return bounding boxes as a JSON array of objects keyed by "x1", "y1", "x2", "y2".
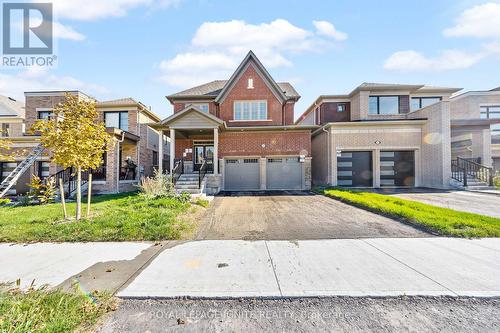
[
  {"x1": 282, "y1": 100, "x2": 287, "y2": 125},
  {"x1": 116, "y1": 131, "x2": 125, "y2": 193},
  {"x1": 136, "y1": 108, "x2": 141, "y2": 181},
  {"x1": 322, "y1": 125, "x2": 331, "y2": 185}
]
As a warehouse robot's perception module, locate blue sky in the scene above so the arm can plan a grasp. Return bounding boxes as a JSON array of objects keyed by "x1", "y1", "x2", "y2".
[{"x1": 1, "y1": 0, "x2": 499, "y2": 120}]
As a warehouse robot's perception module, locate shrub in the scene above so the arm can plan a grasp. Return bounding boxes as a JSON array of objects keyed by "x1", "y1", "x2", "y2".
[
  {"x1": 178, "y1": 191, "x2": 191, "y2": 203},
  {"x1": 138, "y1": 170, "x2": 176, "y2": 199},
  {"x1": 0, "y1": 198, "x2": 11, "y2": 206},
  {"x1": 28, "y1": 175, "x2": 56, "y2": 205},
  {"x1": 494, "y1": 173, "x2": 500, "y2": 189}
]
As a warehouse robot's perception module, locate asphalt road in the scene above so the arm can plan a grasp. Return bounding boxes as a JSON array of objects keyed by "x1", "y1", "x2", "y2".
[{"x1": 97, "y1": 297, "x2": 500, "y2": 333}]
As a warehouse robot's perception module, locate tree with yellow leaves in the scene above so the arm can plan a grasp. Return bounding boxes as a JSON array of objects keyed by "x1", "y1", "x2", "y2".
[{"x1": 32, "y1": 93, "x2": 111, "y2": 220}]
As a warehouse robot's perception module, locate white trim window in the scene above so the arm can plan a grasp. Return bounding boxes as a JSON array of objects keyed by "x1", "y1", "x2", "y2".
[
  {"x1": 191, "y1": 103, "x2": 209, "y2": 113},
  {"x1": 233, "y1": 100, "x2": 267, "y2": 121}
]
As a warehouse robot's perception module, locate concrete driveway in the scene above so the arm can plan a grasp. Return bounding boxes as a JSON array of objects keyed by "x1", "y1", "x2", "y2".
[
  {"x1": 376, "y1": 189, "x2": 500, "y2": 218},
  {"x1": 197, "y1": 192, "x2": 428, "y2": 240}
]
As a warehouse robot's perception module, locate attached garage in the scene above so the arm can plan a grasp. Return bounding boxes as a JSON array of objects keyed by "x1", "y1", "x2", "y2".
[
  {"x1": 380, "y1": 151, "x2": 415, "y2": 187},
  {"x1": 337, "y1": 151, "x2": 373, "y2": 187},
  {"x1": 266, "y1": 157, "x2": 302, "y2": 190},
  {"x1": 224, "y1": 158, "x2": 260, "y2": 190}
]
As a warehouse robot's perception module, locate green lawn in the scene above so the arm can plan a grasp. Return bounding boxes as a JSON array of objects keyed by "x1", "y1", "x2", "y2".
[
  {"x1": 0, "y1": 287, "x2": 113, "y2": 333},
  {"x1": 0, "y1": 192, "x2": 197, "y2": 242},
  {"x1": 320, "y1": 188, "x2": 500, "y2": 238}
]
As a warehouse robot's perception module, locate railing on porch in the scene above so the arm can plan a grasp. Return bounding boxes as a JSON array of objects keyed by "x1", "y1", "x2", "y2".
[
  {"x1": 91, "y1": 166, "x2": 106, "y2": 181},
  {"x1": 451, "y1": 156, "x2": 494, "y2": 187},
  {"x1": 198, "y1": 159, "x2": 208, "y2": 188},
  {"x1": 50, "y1": 167, "x2": 90, "y2": 197},
  {"x1": 172, "y1": 158, "x2": 184, "y2": 185}
]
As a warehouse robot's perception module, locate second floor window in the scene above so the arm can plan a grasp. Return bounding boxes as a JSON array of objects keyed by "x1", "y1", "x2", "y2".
[
  {"x1": 191, "y1": 103, "x2": 209, "y2": 113},
  {"x1": 234, "y1": 101, "x2": 267, "y2": 121},
  {"x1": 337, "y1": 104, "x2": 346, "y2": 112},
  {"x1": 411, "y1": 97, "x2": 442, "y2": 111},
  {"x1": 369, "y1": 96, "x2": 400, "y2": 115},
  {"x1": 480, "y1": 105, "x2": 500, "y2": 138},
  {"x1": 37, "y1": 110, "x2": 53, "y2": 120},
  {"x1": 104, "y1": 111, "x2": 128, "y2": 131}
]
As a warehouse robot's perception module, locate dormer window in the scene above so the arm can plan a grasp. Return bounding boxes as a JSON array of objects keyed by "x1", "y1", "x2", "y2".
[{"x1": 247, "y1": 78, "x2": 254, "y2": 89}]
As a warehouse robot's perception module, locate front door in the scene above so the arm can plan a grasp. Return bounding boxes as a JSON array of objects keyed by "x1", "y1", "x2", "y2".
[{"x1": 193, "y1": 144, "x2": 214, "y2": 172}]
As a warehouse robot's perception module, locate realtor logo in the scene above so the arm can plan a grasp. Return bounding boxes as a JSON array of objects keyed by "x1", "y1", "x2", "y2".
[{"x1": 2, "y1": 2, "x2": 56, "y2": 67}]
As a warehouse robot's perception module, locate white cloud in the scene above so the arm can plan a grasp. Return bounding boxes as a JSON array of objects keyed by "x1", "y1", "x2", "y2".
[
  {"x1": 384, "y1": 49, "x2": 487, "y2": 71},
  {"x1": 158, "y1": 19, "x2": 347, "y2": 89},
  {"x1": 313, "y1": 20, "x2": 348, "y2": 41},
  {"x1": 0, "y1": 67, "x2": 108, "y2": 101},
  {"x1": 53, "y1": 22, "x2": 86, "y2": 41},
  {"x1": 49, "y1": 0, "x2": 179, "y2": 21},
  {"x1": 444, "y1": 2, "x2": 500, "y2": 38}
]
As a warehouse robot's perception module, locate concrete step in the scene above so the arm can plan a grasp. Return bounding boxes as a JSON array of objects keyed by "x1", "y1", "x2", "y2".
[
  {"x1": 175, "y1": 180, "x2": 199, "y2": 185},
  {"x1": 175, "y1": 184, "x2": 200, "y2": 190},
  {"x1": 176, "y1": 188, "x2": 202, "y2": 194}
]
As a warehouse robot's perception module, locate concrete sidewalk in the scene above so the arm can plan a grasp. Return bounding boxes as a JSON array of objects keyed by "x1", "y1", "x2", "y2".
[
  {"x1": 0, "y1": 242, "x2": 153, "y2": 290},
  {"x1": 118, "y1": 238, "x2": 500, "y2": 298}
]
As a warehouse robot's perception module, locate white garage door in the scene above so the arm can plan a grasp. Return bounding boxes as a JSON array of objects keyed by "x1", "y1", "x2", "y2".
[
  {"x1": 224, "y1": 158, "x2": 260, "y2": 190},
  {"x1": 266, "y1": 157, "x2": 302, "y2": 190}
]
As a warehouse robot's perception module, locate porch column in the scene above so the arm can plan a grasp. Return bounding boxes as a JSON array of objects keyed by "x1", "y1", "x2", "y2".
[
  {"x1": 158, "y1": 129, "x2": 163, "y2": 174},
  {"x1": 170, "y1": 128, "x2": 175, "y2": 174},
  {"x1": 213, "y1": 127, "x2": 219, "y2": 174}
]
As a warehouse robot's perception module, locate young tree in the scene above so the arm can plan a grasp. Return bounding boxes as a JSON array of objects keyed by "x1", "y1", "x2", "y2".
[{"x1": 32, "y1": 93, "x2": 111, "y2": 220}]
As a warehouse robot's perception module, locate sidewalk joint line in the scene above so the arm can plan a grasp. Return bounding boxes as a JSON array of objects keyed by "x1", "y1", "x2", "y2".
[
  {"x1": 361, "y1": 239, "x2": 458, "y2": 296},
  {"x1": 265, "y1": 241, "x2": 283, "y2": 297}
]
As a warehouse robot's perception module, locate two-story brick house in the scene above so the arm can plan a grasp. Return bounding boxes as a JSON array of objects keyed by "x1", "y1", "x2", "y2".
[
  {"x1": 152, "y1": 51, "x2": 315, "y2": 194},
  {"x1": 297, "y1": 83, "x2": 463, "y2": 189},
  {"x1": 0, "y1": 91, "x2": 165, "y2": 196}
]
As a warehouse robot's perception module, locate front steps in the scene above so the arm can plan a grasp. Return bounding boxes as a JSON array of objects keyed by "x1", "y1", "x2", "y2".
[
  {"x1": 451, "y1": 176, "x2": 495, "y2": 191},
  {"x1": 175, "y1": 173, "x2": 203, "y2": 195}
]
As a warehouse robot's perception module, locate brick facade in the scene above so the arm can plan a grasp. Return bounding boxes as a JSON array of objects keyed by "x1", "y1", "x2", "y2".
[{"x1": 218, "y1": 131, "x2": 311, "y2": 157}]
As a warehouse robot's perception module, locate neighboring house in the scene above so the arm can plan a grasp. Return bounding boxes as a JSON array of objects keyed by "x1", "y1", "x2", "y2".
[
  {"x1": 152, "y1": 51, "x2": 314, "y2": 194},
  {"x1": 0, "y1": 95, "x2": 30, "y2": 195},
  {"x1": 0, "y1": 91, "x2": 165, "y2": 196},
  {"x1": 449, "y1": 87, "x2": 500, "y2": 172},
  {"x1": 296, "y1": 83, "x2": 462, "y2": 189}
]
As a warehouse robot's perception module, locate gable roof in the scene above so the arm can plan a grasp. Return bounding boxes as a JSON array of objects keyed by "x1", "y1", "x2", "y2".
[
  {"x1": 0, "y1": 95, "x2": 25, "y2": 118},
  {"x1": 215, "y1": 51, "x2": 295, "y2": 103},
  {"x1": 166, "y1": 51, "x2": 300, "y2": 103},
  {"x1": 158, "y1": 105, "x2": 224, "y2": 127}
]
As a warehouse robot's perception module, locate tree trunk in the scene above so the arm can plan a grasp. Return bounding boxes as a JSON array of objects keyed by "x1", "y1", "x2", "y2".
[{"x1": 76, "y1": 166, "x2": 82, "y2": 220}]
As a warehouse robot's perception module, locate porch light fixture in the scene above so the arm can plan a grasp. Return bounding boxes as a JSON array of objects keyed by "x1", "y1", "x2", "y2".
[{"x1": 375, "y1": 140, "x2": 381, "y2": 145}]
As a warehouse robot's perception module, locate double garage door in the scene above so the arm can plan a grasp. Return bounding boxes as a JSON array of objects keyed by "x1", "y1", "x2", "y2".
[
  {"x1": 224, "y1": 157, "x2": 302, "y2": 191},
  {"x1": 337, "y1": 151, "x2": 415, "y2": 187}
]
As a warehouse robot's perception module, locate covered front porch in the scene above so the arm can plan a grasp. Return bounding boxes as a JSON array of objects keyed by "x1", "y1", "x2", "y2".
[{"x1": 154, "y1": 106, "x2": 224, "y2": 195}]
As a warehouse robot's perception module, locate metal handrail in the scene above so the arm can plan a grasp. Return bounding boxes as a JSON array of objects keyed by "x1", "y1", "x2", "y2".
[
  {"x1": 198, "y1": 159, "x2": 208, "y2": 188},
  {"x1": 172, "y1": 158, "x2": 184, "y2": 185},
  {"x1": 451, "y1": 157, "x2": 494, "y2": 187}
]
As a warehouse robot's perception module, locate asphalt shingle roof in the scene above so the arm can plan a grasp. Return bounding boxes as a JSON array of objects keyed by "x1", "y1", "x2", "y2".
[
  {"x1": 0, "y1": 95, "x2": 24, "y2": 117},
  {"x1": 168, "y1": 80, "x2": 300, "y2": 99}
]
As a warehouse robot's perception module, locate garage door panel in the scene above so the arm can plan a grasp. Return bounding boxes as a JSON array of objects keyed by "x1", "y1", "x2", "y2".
[
  {"x1": 224, "y1": 158, "x2": 259, "y2": 190},
  {"x1": 337, "y1": 151, "x2": 373, "y2": 187},
  {"x1": 266, "y1": 157, "x2": 302, "y2": 190},
  {"x1": 380, "y1": 151, "x2": 415, "y2": 187}
]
